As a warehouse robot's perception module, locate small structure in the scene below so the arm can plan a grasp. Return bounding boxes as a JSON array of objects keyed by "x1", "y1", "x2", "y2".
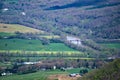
[
  {"x1": 69, "y1": 73, "x2": 81, "y2": 77},
  {"x1": 3, "y1": 37, "x2": 8, "y2": 39},
  {"x1": 108, "y1": 57, "x2": 115, "y2": 60},
  {"x1": 17, "y1": 61, "x2": 42, "y2": 65},
  {"x1": 23, "y1": 61, "x2": 40, "y2": 65},
  {"x1": 66, "y1": 36, "x2": 82, "y2": 46},
  {"x1": 21, "y1": 12, "x2": 26, "y2": 16},
  {"x1": 66, "y1": 67, "x2": 73, "y2": 70},
  {"x1": 60, "y1": 67, "x2": 66, "y2": 71},
  {"x1": 41, "y1": 68, "x2": 46, "y2": 71},
  {"x1": 2, "y1": 8, "x2": 9, "y2": 12},
  {"x1": 1, "y1": 72, "x2": 6, "y2": 76},
  {"x1": 53, "y1": 66, "x2": 56, "y2": 70},
  {"x1": 69, "y1": 73, "x2": 77, "y2": 77},
  {"x1": 23, "y1": 62, "x2": 34, "y2": 65},
  {"x1": 1, "y1": 72, "x2": 12, "y2": 76},
  {"x1": 69, "y1": 73, "x2": 78, "y2": 77}
]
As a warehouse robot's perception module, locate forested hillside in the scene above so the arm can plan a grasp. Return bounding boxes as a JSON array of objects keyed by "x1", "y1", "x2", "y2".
[
  {"x1": 78, "y1": 59, "x2": 120, "y2": 80},
  {"x1": 0, "y1": 0, "x2": 120, "y2": 39}
]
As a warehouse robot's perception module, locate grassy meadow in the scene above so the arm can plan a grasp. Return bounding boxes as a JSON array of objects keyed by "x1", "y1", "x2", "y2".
[
  {"x1": 0, "y1": 38, "x2": 76, "y2": 51},
  {"x1": 66, "y1": 68, "x2": 90, "y2": 74},
  {"x1": 66, "y1": 68, "x2": 81, "y2": 73}
]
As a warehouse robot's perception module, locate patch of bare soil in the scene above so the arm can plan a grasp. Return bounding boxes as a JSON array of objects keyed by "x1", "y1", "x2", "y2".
[{"x1": 47, "y1": 74, "x2": 81, "y2": 80}]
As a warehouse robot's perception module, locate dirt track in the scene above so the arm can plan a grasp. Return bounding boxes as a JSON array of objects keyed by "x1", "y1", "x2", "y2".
[{"x1": 47, "y1": 74, "x2": 81, "y2": 80}]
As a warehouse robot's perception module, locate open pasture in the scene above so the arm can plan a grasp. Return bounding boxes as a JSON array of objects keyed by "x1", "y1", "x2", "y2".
[{"x1": 0, "y1": 38, "x2": 77, "y2": 51}]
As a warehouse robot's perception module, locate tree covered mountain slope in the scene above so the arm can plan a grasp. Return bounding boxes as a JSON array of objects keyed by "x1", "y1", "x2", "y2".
[
  {"x1": 78, "y1": 59, "x2": 120, "y2": 80},
  {"x1": 0, "y1": 0, "x2": 120, "y2": 39}
]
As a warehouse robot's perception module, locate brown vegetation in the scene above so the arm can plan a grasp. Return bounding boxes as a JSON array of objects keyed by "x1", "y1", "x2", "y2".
[{"x1": 48, "y1": 74, "x2": 81, "y2": 80}]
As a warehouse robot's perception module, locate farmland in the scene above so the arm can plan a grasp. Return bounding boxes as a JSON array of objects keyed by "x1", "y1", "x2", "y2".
[
  {"x1": 0, "y1": 32, "x2": 16, "y2": 37},
  {"x1": 98, "y1": 42, "x2": 120, "y2": 49},
  {"x1": 0, "y1": 68, "x2": 89, "y2": 80},
  {"x1": 0, "y1": 0, "x2": 120, "y2": 80},
  {"x1": 0, "y1": 23, "x2": 44, "y2": 33},
  {"x1": 0, "y1": 67, "x2": 91, "y2": 80},
  {"x1": 0, "y1": 70, "x2": 68, "y2": 80},
  {"x1": 0, "y1": 38, "x2": 76, "y2": 51},
  {"x1": 0, "y1": 23, "x2": 76, "y2": 52},
  {"x1": 66, "y1": 68, "x2": 82, "y2": 73},
  {"x1": 40, "y1": 35, "x2": 60, "y2": 39}
]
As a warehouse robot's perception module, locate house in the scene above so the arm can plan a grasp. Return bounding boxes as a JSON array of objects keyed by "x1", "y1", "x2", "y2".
[
  {"x1": 2, "y1": 8, "x2": 9, "y2": 12},
  {"x1": 53, "y1": 66, "x2": 56, "y2": 70},
  {"x1": 21, "y1": 12, "x2": 26, "y2": 16},
  {"x1": 69, "y1": 73, "x2": 77, "y2": 77},
  {"x1": 1, "y1": 72, "x2": 6, "y2": 76},
  {"x1": 69, "y1": 73, "x2": 81, "y2": 77},
  {"x1": 23, "y1": 62, "x2": 34, "y2": 65},
  {"x1": 1, "y1": 72, "x2": 12, "y2": 76},
  {"x1": 66, "y1": 36, "x2": 82, "y2": 46}
]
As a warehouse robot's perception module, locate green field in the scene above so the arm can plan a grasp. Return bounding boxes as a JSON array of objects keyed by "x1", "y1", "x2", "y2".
[
  {"x1": 0, "y1": 32, "x2": 16, "y2": 37},
  {"x1": 0, "y1": 38, "x2": 76, "y2": 51},
  {"x1": 0, "y1": 23, "x2": 76, "y2": 52},
  {"x1": 0, "y1": 62, "x2": 12, "y2": 67},
  {"x1": 99, "y1": 42, "x2": 120, "y2": 49},
  {"x1": 66, "y1": 68, "x2": 90, "y2": 74},
  {"x1": 66, "y1": 68, "x2": 81, "y2": 73},
  {"x1": 0, "y1": 70, "x2": 68, "y2": 80}
]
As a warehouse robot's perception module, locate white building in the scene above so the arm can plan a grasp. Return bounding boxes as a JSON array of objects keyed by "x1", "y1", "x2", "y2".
[
  {"x1": 66, "y1": 36, "x2": 82, "y2": 45},
  {"x1": 21, "y1": 12, "x2": 26, "y2": 16},
  {"x1": 2, "y1": 8, "x2": 9, "y2": 12}
]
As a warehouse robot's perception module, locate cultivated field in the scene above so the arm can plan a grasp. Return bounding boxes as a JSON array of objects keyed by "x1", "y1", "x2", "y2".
[
  {"x1": 0, "y1": 23, "x2": 44, "y2": 33},
  {"x1": 40, "y1": 35, "x2": 60, "y2": 39},
  {"x1": 0, "y1": 23, "x2": 81, "y2": 58},
  {"x1": 0, "y1": 32, "x2": 16, "y2": 37},
  {"x1": 48, "y1": 74, "x2": 80, "y2": 80},
  {"x1": 99, "y1": 42, "x2": 120, "y2": 49},
  {"x1": 0, "y1": 38, "x2": 77, "y2": 51}
]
